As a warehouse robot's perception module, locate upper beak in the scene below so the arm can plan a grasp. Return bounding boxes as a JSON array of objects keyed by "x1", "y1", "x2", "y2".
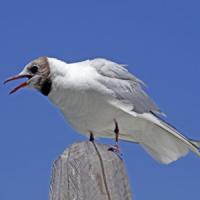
[{"x1": 4, "y1": 74, "x2": 32, "y2": 94}]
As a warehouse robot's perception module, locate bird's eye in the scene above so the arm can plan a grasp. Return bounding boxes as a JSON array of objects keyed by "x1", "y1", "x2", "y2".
[{"x1": 30, "y1": 65, "x2": 38, "y2": 74}]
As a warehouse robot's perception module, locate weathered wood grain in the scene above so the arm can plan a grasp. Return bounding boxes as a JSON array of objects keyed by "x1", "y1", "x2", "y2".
[{"x1": 49, "y1": 141, "x2": 133, "y2": 200}]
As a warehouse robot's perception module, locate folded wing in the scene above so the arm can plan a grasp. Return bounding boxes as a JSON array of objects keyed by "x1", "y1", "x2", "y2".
[{"x1": 90, "y1": 58, "x2": 200, "y2": 164}]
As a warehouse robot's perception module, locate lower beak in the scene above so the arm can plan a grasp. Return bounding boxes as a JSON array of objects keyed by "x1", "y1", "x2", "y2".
[{"x1": 4, "y1": 74, "x2": 33, "y2": 94}]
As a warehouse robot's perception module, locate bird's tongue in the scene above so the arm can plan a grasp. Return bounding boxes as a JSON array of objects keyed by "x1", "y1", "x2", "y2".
[
  {"x1": 9, "y1": 82, "x2": 28, "y2": 94},
  {"x1": 4, "y1": 74, "x2": 32, "y2": 94}
]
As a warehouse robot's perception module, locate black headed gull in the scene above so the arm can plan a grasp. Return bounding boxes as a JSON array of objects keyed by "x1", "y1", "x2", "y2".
[{"x1": 4, "y1": 57, "x2": 200, "y2": 164}]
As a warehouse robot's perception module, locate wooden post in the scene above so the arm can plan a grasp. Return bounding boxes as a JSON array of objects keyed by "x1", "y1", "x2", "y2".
[{"x1": 49, "y1": 141, "x2": 133, "y2": 200}]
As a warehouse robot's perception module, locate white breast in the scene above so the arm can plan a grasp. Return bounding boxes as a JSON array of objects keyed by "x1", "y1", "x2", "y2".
[
  {"x1": 49, "y1": 85, "x2": 121, "y2": 135},
  {"x1": 48, "y1": 61, "x2": 119, "y2": 136}
]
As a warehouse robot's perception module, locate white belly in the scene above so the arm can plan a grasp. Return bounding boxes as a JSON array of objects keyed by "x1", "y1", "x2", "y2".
[
  {"x1": 48, "y1": 83, "x2": 143, "y2": 143},
  {"x1": 49, "y1": 88, "x2": 121, "y2": 136}
]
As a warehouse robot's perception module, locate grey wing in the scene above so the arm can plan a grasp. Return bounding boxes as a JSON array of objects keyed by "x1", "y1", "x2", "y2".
[{"x1": 90, "y1": 58, "x2": 162, "y2": 114}]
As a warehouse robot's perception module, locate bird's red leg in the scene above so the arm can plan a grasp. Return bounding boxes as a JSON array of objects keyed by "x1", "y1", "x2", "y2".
[{"x1": 108, "y1": 120, "x2": 122, "y2": 155}]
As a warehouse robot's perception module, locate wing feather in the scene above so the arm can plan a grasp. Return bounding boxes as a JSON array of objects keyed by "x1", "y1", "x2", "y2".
[
  {"x1": 90, "y1": 58, "x2": 161, "y2": 114},
  {"x1": 89, "y1": 58, "x2": 200, "y2": 164}
]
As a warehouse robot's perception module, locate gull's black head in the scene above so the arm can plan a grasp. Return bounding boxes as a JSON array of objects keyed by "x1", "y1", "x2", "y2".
[{"x1": 4, "y1": 57, "x2": 52, "y2": 96}]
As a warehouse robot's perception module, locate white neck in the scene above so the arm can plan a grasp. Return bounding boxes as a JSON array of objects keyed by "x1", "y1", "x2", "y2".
[{"x1": 47, "y1": 57, "x2": 69, "y2": 79}]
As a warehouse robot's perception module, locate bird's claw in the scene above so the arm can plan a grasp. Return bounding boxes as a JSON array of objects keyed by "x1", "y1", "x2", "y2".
[
  {"x1": 108, "y1": 144, "x2": 120, "y2": 152},
  {"x1": 108, "y1": 144, "x2": 123, "y2": 158}
]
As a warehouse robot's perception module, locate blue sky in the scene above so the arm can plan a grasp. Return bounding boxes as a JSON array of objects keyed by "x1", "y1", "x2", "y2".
[{"x1": 1, "y1": 0, "x2": 200, "y2": 199}]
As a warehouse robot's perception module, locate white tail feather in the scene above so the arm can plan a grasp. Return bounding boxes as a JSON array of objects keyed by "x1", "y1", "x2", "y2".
[
  {"x1": 190, "y1": 139, "x2": 200, "y2": 148},
  {"x1": 117, "y1": 111, "x2": 200, "y2": 164},
  {"x1": 136, "y1": 113, "x2": 200, "y2": 164}
]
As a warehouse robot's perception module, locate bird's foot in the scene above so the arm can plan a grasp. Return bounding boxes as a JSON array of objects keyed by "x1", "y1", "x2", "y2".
[
  {"x1": 89, "y1": 132, "x2": 94, "y2": 142},
  {"x1": 108, "y1": 144, "x2": 123, "y2": 158},
  {"x1": 108, "y1": 144, "x2": 120, "y2": 152}
]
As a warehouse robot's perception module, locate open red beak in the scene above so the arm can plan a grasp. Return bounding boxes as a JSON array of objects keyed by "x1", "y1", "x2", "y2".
[{"x1": 4, "y1": 74, "x2": 32, "y2": 94}]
